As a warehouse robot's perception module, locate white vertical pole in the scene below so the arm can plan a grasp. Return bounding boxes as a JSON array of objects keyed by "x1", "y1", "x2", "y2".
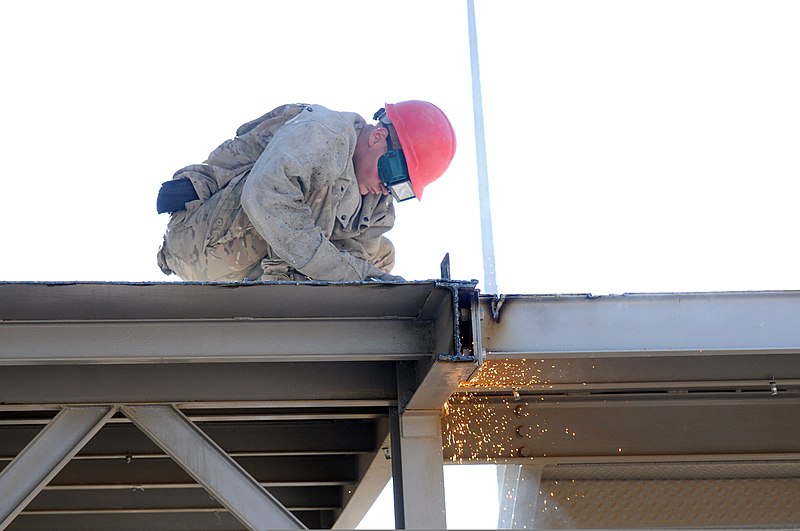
[
  {"x1": 467, "y1": 0, "x2": 498, "y2": 295},
  {"x1": 469, "y1": 3, "x2": 505, "y2": 520}
]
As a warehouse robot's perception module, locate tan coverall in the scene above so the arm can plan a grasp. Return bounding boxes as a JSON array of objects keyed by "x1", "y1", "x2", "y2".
[{"x1": 157, "y1": 104, "x2": 397, "y2": 282}]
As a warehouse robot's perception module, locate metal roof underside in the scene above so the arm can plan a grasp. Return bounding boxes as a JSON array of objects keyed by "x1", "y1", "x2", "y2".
[{"x1": 0, "y1": 281, "x2": 478, "y2": 530}]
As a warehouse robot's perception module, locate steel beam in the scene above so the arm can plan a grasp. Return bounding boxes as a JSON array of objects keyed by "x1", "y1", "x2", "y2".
[
  {"x1": 462, "y1": 354, "x2": 800, "y2": 390},
  {"x1": 0, "y1": 319, "x2": 432, "y2": 364},
  {"x1": 402, "y1": 357, "x2": 478, "y2": 411},
  {"x1": 120, "y1": 405, "x2": 304, "y2": 531},
  {"x1": 8, "y1": 511, "x2": 246, "y2": 531},
  {"x1": 0, "y1": 406, "x2": 115, "y2": 528},
  {"x1": 481, "y1": 291, "x2": 800, "y2": 358},
  {"x1": 1, "y1": 455, "x2": 359, "y2": 488},
  {"x1": 443, "y1": 395, "x2": 800, "y2": 462},
  {"x1": 0, "y1": 362, "x2": 397, "y2": 405},
  {"x1": 0, "y1": 281, "x2": 450, "y2": 321},
  {"x1": 24, "y1": 485, "x2": 342, "y2": 512},
  {"x1": 0, "y1": 421, "x2": 377, "y2": 461}
]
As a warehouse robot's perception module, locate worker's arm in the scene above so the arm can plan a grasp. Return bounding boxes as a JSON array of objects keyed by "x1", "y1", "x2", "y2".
[
  {"x1": 241, "y1": 120, "x2": 390, "y2": 281},
  {"x1": 171, "y1": 104, "x2": 307, "y2": 203},
  {"x1": 331, "y1": 196, "x2": 399, "y2": 274}
]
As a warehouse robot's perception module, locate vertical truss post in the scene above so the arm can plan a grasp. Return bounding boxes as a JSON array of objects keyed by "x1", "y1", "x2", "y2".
[
  {"x1": 0, "y1": 406, "x2": 116, "y2": 528},
  {"x1": 399, "y1": 410, "x2": 447, "y2": 529},
  {"x1": 389, "y1": 407, "x2": 406, "y2": 530},
  {"x1": 121, "y1": 405, "x2": 304, "y2": 531}
]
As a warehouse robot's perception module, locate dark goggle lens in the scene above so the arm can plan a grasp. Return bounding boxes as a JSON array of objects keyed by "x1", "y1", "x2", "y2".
[{"x1": 377, "y1": 150, "x2": 415, "y2": 202}]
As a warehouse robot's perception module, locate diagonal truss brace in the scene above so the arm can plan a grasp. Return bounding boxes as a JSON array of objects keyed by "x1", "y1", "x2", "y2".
[
  {"x1": 120, "y1": 405, "x2": 304, "y2": 531},
  {"x1": 0, "y1": 406, "x2": 117, "y2": 529}
]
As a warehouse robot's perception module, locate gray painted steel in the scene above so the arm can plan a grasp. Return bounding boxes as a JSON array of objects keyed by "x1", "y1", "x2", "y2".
[
  {"x1": 445, "y1": 292, "x2": 800, "y2": 464},
  {"x1": 0, "y1": 281, "x2": 449, "y2": 321},
  {"x1": 121, "y1": 405, "x2": 304, "y2": 530},
  {"x1": 0, "y1": 281, "x2": 474, "y2": 530},
  {"x1": 0, "y1": 407, "x2": 116, "y2": 528},
  {"x1": 398, "y1": 411, "x2": 447, "y2": 528},
  {"x1": 454, "y1": 291, "x2": 800, "y2": 529},
  {"x1": 443, "y1": 395, "x2": 800, "y2": 461},
  {"x1": 4, "y1": 283, "x2": 800, "y2": 529},
  {"x1": 0, "y1": 320, "x2": 432, "y2": 364},
  {"x1": 481, "y1": 291, "x2": 800, "y2": 357},
  {"x1": 0, "y1": 363, "x2": 398, "y2": 404}
]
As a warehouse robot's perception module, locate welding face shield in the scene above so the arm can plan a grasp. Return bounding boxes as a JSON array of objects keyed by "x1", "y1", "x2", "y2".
[{"x1": 374, "y1": 107, "x2": 416, "y2": 202}]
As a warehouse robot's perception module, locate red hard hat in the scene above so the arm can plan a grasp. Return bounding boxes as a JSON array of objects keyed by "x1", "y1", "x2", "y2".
[{"x1": 385, "y1": 100, "x2": 456, "y2": 200}]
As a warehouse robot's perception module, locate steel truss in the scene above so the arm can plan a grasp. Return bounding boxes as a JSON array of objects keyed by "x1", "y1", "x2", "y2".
[
  {"x1": 0, "y1": 281, "x2": 478, "y2": 530},
  {"x1": 2, "y1": 284, "x2": 800, "y2": 529}
]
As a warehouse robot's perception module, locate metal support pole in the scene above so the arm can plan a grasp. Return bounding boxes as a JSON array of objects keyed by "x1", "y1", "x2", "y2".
[
  {"x1": 0, "y1": 406, "x2": 115, "y2": 529},
  {"x1": 389, "y1": 407, "x2": 406, "y2": 530},
  {"x1": 121, "y1": 405, "x2": 304, "y2": 531},
  {"x1": 399, "y1": 410, "x2": 447, "y2": 529},
  {"x1": 467, "y1": 0, "x2": 498, "y2": 295},
  {"x1": 516, "y1": 465, "x2": 545, "y2": 528},
  {"x1": 498, "y1": 465, "x2": 544, "y2": 529},
  {"x1": 497, "y1": 464, "x2": 515, "y2": 528}
]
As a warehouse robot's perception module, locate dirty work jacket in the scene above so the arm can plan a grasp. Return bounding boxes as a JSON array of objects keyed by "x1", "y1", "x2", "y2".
[{"x1": 157, "y1": 104, "x2": 396, "y2": 282}]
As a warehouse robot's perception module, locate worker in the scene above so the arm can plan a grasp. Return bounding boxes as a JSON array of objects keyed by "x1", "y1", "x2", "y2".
[{"x1": 156, "y1": 101, "x2": 456, "y2": 282}]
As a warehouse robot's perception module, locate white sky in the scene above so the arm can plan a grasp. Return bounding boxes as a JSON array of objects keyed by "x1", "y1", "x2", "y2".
[{"x1": 2, "y1": 0, "x2": 799, "y2": 528}]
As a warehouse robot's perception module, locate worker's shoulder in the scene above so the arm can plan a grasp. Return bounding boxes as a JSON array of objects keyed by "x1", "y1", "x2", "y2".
[
  {"x1": 285, "y1": 104, "x2": 364, "y2": 136},
  {"x1": 234, "y1": 103, "x2": 308, "y2": 137}
]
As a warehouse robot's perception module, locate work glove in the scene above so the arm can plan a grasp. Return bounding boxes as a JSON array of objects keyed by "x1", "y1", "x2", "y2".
[{"x1": 156, "y1": 178, "x2": 200, "y2": 214}]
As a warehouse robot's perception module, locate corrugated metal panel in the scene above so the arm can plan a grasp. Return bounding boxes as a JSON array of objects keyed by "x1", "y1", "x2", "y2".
[{"x1": 532, "y1": 477, "x2": 800, "y2": 528}]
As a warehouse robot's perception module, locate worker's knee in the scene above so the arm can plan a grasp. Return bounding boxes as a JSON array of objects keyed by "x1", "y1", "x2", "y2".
[
  {"x1": 158, "y1": 176, "x2": 271, "y2": 281},
  {"x1": 370, "y1": 237, "x2": 396, "y2": 273}
]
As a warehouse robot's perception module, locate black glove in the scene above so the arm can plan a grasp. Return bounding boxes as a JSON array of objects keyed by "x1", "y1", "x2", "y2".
[{"x1": 156, "y1": 179, "x2": 200, "y2": 214}]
